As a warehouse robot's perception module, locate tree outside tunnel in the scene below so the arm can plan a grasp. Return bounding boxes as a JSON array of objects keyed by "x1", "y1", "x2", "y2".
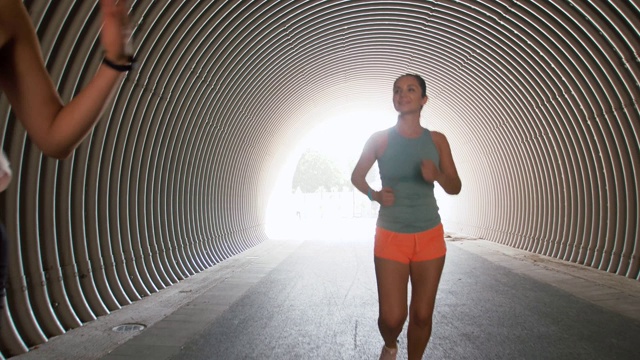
[
  {"x1": 292, "y1": 149, "x2": 348, "y2": 193},
  {"x1": 291, "y1": 148, "x2": 379, "y2": 220}
]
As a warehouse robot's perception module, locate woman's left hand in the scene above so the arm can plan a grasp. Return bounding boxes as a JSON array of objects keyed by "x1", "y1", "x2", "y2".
[{"x1": 421, "y1": 159, "x2": 441, "y2": 183}]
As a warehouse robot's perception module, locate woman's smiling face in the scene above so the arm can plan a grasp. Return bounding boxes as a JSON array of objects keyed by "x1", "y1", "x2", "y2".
[{"x1": 393, "y1": 75, "x2": 427, "y2": 114}]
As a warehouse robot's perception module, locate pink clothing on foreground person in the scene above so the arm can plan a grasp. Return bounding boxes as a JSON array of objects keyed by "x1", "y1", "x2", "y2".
[{"x1": 0, "y1": 151, "x2": 10, "y2": 192}]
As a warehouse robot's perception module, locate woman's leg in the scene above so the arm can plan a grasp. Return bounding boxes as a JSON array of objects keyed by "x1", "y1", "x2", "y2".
[
  {"x1": 374, "y1": 256, "x2": 410, "y2": 349},
  {"x1": 407, "y1": 255, "x2": 445, "y2": 360}
]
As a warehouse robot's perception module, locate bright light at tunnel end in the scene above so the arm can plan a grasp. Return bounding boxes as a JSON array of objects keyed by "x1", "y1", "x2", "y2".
[{"x1": 265, "y1": 109, "x2": 397, "y2": 240}]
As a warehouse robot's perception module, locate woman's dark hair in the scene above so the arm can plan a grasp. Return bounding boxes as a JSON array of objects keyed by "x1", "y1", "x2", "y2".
[{"x1": 399, "y1": 73, "x2": 427, "y2": 98}]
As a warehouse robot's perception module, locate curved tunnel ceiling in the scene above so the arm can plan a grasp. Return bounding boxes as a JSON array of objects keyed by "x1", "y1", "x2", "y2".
[{"x1": 0, "y1": 0, "x2": 638, "y2": 356}]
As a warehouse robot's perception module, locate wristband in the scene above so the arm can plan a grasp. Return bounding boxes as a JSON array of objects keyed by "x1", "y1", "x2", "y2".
[
  {"x1": 102, "y1": 54, "x2": 136, "y2": 72},
  {"x1": 367, "y1": 188, "x2": 373, "y2": 201}
]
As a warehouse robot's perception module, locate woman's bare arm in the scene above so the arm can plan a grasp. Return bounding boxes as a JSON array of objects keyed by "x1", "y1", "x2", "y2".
[
  {"x1": 431, "y1": 131, "x2": 462, "y2": 194},
  {"x1": 351, "y1": 133, "x2": 379, "y2": 197},
  {"x1": 351, "y1": 130, "x2": 395, "y2": 206},
  {"x1": 0, "y1": 0, "x2": 131, "y2": 159}
]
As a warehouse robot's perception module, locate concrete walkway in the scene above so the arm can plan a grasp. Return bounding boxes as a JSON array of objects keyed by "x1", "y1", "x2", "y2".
[{"x1": 15, "y1": 218, "x2": 640, "y2": 359}]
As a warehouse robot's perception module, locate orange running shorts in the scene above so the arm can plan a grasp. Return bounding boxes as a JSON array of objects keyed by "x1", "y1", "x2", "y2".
[{"x1": 374, "y1": 223, "x2": 446, "y2": 264}]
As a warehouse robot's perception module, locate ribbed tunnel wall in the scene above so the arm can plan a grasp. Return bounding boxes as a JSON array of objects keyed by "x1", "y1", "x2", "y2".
[{"x1": 0, "y1": 0, "x2": 637, "y2": 357}]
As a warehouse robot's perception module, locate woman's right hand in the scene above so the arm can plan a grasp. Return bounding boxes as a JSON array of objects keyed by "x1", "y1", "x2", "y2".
[
  {"x1": 375, "y1": 187, "x2": 395, "y2": 206},
  {"x1": 99, "y1": 0, "x2": 132, "y2": 64}
]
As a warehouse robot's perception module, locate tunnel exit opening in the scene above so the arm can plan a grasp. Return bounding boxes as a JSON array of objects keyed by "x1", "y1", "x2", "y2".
[{"x1": 265, "y1": 109, "x2": 393, "y2": 241}]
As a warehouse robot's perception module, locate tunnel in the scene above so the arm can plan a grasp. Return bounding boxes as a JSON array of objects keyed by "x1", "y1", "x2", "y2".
[{"x1": 0, "y1": 0, "x2": 638, "y2": 357}]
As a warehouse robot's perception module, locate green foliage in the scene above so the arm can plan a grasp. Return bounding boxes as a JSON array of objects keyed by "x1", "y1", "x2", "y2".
[{"x1": 292, "y1": 149, "x2": 349, "y2": 193}]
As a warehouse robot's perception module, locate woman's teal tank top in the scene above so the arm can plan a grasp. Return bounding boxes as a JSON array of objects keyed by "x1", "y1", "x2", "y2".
[{"x1": 376, "y1": 126, "x2": 441, "y2": 233}]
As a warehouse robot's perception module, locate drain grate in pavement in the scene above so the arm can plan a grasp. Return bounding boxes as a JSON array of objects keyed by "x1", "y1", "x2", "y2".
[{"x1": 112, "y1": 323, "x2": 146, "y2": 333}]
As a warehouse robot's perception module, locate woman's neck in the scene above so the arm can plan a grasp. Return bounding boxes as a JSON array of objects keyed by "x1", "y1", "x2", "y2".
[{"x1": 395, "y1": 114, "x2": 423, "y2": 137}]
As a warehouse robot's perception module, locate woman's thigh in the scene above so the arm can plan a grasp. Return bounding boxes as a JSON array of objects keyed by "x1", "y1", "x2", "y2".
[
  {"x1": 374, "y1": 256, "x2": 410, "y2": 319},
  {"x1": 409, "y1": 256, "x2": 446, "y2": 317}
]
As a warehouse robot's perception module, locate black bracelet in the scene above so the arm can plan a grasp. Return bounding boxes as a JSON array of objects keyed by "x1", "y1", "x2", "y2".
[{"x1": 102, "y1": 55, "x2": 136, "y2": 72}]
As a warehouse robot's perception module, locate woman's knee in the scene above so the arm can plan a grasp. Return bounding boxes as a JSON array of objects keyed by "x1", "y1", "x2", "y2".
[
  {"x1": 409, "y1": 309, "x2": 434, "y2": 329},
  {"x1": 379, "y1": 310, "x2": 407, "y2": 330}
]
